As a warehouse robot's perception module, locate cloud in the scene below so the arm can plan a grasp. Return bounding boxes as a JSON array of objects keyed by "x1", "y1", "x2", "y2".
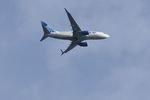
[{"x1": 0, "y1": 0, "x2": 150, "y2": 100}]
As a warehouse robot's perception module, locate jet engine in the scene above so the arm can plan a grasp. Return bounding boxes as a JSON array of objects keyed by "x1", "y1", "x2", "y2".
[
  {"x1": 79, "y1": 31, "x2": 89, "y2": 35},
  {"x1": 78, "y1": 42, "x2": 88, "y2": 47}
]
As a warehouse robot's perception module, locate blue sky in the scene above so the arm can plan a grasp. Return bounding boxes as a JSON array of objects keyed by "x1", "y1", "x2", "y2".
[{"x1": 0, "y1": 0, "x2": 150, "y2": 100}]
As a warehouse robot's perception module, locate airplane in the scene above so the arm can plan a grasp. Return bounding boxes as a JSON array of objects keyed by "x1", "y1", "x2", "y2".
[{"x1": 40, "y1": 8, "x2": 110, "y2": 55}]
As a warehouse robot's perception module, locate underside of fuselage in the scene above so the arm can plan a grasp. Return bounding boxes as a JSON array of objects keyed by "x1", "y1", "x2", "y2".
[
  {"x1": 49, "y1": 32, "x2": 73, "y2": 40},
  {"x1": 48, "y1": 32, "x2": 107, "y2": 41}
]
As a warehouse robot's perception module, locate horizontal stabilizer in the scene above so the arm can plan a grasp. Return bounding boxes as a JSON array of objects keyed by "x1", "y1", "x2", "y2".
[{"x1": 40, "y1": 35, "x2": 47, "y2": 41}]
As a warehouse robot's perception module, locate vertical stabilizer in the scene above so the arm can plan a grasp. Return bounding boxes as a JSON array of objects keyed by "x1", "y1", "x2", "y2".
[{"x1": 40, "y1": 21, "x2": 54, "y2": 41}]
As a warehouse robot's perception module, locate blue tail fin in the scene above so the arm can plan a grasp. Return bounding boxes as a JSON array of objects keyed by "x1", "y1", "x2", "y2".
[{"x1": 40, "y1": 21, "x2": 55, "y2": 41}]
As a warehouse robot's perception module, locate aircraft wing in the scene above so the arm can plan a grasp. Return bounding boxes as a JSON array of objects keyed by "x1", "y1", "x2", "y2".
[
  {"x1": 65, "y1": 8, "x2": 81, "y2": 37},
  {"x1": 61, "y1": 41, "x2": 77, "y2": 55}
]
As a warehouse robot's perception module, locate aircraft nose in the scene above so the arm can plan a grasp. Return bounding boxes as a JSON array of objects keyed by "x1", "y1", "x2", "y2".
[
  {"x1": 104, "y1": 34, "x2": 110, "y2": 38},
  {"x1": 101, "y1": 33, "x2": 110, "y2": 39},
  {"x1": 97, "y1": 32, "x2": 110, "y2": 39}
]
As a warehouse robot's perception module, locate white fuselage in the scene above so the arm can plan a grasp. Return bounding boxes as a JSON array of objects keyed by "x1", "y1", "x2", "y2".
[{"x1": 48, "y1": 31, "x2": 110, "y2": 41}]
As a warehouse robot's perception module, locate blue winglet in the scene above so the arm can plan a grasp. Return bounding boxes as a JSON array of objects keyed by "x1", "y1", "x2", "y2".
[{"x1": 60, "y1": 49, "x2": 64, "y2": 56}]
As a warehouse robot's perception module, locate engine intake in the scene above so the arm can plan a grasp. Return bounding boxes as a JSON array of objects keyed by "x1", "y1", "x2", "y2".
[{"x1": 78, "y1": 42, "x2": 88, "y2": 47}]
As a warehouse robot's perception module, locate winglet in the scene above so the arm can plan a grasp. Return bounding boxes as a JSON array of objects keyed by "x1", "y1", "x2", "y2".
[
  {"x1": 64, "y1": 8, "x2": 69, "y2": 14},
  {"x1": 60, "y1": 49, "x2": 65, "y2": 56},
  {"x1": 64, "y1": 8, "x2": 67, "y2": 12}
]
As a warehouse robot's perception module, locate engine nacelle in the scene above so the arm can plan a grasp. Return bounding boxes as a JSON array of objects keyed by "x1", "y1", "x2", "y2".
[
  {"x1": 78, "y1": 42, "x2": 88, "y2": 47},
  {"x1": 79, "y1": 31, "x2": 89, "y2": 35}
]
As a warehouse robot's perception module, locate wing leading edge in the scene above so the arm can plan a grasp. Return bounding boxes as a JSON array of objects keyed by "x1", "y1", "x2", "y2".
[{"x1": 64, "y1": 8, "x2": 81, "y2": 38}]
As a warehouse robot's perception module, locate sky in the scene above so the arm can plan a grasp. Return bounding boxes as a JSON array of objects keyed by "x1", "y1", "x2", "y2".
[{"x1": 0, "y1": 0, "x2": 150, "y2": 100}]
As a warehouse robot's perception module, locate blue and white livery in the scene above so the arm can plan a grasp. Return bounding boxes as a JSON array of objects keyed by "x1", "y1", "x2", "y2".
[{"x1": 41, "y1": 8, "x2": 110, "y2": 55}]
